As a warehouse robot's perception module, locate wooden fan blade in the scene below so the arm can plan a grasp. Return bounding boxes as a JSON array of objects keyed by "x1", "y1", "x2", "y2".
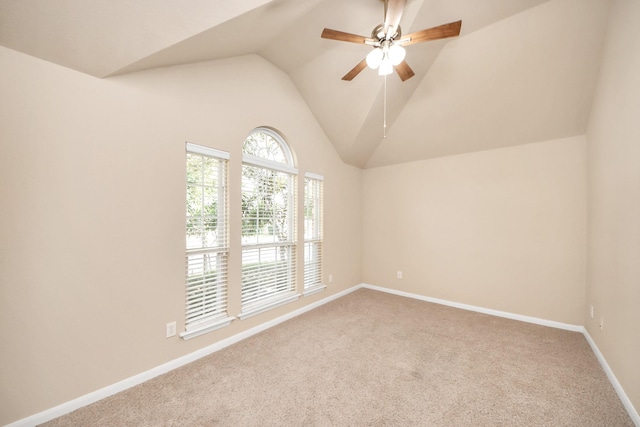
[
  {"x1": 321, "y1": 28, "x2": 369, "y2": 44},
  {"x1": 342, "y1": 59, "x2": 368, "y2": 81},
  {"x1": 400, "y1": 20, "x2": 462, "y2": 46},
  {"x1": 394, "y1": 61, "x2": 415, "y2": 81},
  {"x1": 384, "y1": 0, "x2": 407, "y2": 37}
]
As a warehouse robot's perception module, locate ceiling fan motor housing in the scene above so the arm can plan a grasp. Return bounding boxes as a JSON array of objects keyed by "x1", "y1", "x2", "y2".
[{"x1": 371, "y1": 23, "x2": 401, "y2": 42}]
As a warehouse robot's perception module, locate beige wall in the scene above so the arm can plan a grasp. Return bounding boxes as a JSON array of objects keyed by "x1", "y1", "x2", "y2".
[
  {"x1": 2, "y1": 1, "x2": 640, "y2": 421},
  {"x1": 0, "y1": 48, "x2": 362, "y2": 425},
  {"x1": 363, "y1": 137, "x2": 587, "y2": 325},
  {"x1": 585, "y1": 0, "x2": 640, "y2": 413}
]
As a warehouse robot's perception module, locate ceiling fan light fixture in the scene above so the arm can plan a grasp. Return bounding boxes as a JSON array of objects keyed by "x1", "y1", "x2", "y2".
[
  {"x1": 366, "y1": 47, "x2": 384, "y2": 69},
  {"x1": 320, "y1": 0, "x2": 462, "y2": 82},
  {"x1": 388, "y1": 43, "x2": 406, "y2": 66},
  {"x1": 378, "y1": 58, "x2": 393, "y2": 76}
]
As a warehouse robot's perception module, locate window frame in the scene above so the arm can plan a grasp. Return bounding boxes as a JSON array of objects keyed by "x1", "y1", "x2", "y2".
[
  {"x1": 238, "y1": 128, "x2": 300, "y2": 319},
  {"x1": 181, "y1": 143, "x2": 234, "y2": 340},
  {"x1": 303, "y1": 172, "x2": 325, "y2": 296}
]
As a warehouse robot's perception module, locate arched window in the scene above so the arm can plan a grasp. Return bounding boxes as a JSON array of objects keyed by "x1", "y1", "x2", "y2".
[
  {"x1": 242, "y1": 127, "x2": 294, "y2": 166},
  {"x1": 239, "y1": 128, "x2": 299, "y2": 318}
]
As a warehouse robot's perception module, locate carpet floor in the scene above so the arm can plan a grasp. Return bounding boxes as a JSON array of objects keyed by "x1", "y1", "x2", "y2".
[{"x1": 43, "y1": 289, "x2": 633, "y2": 426}]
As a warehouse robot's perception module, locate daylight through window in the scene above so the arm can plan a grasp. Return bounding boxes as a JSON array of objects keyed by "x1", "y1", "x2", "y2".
[
  {"x1": 304, "y1": 173, "x2": 324, "y2": 295},
  {"x1": 240, "y1": 128, "x2": 299, "y2": 318},
  {"x1": 182, "y1": 143, "x2": 233, "y2": 339}
]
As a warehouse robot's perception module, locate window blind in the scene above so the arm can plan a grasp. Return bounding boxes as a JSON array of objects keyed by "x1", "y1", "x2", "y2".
[
  {"x1": 240, "y1": 130, "x2": 299, "y2": 318},
  {"x1": 183, "y1": 144, "x2": 232, "y2": 339},
  {"x1": 304, "y1": 174, "x2": 324, "y2": 294},
  {"x1": 240, "y1": 164, "x2": 297, "y2": 315},
  {"x1": 241, "y1": 243, "x2": 296, "y2": 307}
]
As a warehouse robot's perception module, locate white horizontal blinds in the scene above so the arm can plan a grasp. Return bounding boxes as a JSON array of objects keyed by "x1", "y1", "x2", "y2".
[
  {"x1": 241, "y1": 243, "x2": 296, "y2": 306},
  {"x1": 185, "y1": 252, "x2": 227, "y2": 324},
  {"x1": 185, "y1": 145, "x2": 229, "y2": 331},
  {"x1": 241, "y1": 128, "x2": 297, "y2": 313},
  {"x1": 241, "y1": 166, "x2": 296, "y2": 245},
  {"x1": 241, "y1": 164, "x2": 297, "y2": 308},
  {"x1": 304, "y1": 175, "x2": 323, "y2": 290}
]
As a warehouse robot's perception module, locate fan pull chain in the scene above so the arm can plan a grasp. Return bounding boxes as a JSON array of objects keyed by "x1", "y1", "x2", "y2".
[{"x1": 383, "y1": 73, "x2": 387, "y2": 138}]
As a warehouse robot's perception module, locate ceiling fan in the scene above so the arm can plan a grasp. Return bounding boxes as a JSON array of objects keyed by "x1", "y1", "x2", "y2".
[{"x1": 321, "y1": 0, "x2": 462, "y2": 81}]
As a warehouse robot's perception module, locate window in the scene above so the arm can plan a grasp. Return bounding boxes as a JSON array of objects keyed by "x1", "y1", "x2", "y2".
[
  {"x1": 240, "y1": 128, "x2": 299, "y2": 318},
  {"x1": 303, "y1": 173, "x2": 324, "y2": 295},
  {"x1": 182, "y1": 143, "x2": 233, "y2": 339}
]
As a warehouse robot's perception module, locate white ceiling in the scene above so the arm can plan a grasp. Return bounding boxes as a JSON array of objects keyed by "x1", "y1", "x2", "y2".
[{"x1": 0, "y1": 0, "x2": 611, "y2": 168}]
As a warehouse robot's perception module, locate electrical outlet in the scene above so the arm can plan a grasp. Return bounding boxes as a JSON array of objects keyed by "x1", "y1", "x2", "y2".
[
  {"x1": 166, "y1": 321, "x2": 177, "y2": 338},
  {"x1": 590, "y1": 305, "x2": 594, "y2": 319},
  {"x1": 599, "y1": 318, "x2": 604, "y2": 331},
  {"x1": 329, "y1": 274, "x2": 333, "y2": 284},
  {"x1": 397, "y1": 271, "x2": 403, "y2": 279}
]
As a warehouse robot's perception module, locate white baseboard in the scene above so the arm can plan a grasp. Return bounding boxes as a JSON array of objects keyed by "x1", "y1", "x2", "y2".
[
  {"x1": 583, "y1": 329, "x2": 640, "y2": 426},
  {"x1": 362, "y1": 283, "x2": 639, "y2": 425},
  {"x1": 7, "y1": 284, "x2": 363, "y2": 427},
  {"x1": 361, "y1": 283, "x2": 583, "y2": 332},
  {"x1": 10, "y1": 283, "x2": 638, "y2": 427}
]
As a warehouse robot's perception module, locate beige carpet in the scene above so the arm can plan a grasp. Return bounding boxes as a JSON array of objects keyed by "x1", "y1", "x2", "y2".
[{"x1": 43, "y1": 289, "x2": 633, "y2": 426}]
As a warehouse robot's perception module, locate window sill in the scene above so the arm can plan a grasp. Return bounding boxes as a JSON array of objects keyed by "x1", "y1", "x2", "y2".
[
  {"x1": 238, "y1": 292, "x2": 300, "y2": 320},
  {"x1": 180, "y1": 315, "x2": 235, "y2": 340},
  {"x1": 303, "y1": 284, "x2": 326, "y2": 297}
]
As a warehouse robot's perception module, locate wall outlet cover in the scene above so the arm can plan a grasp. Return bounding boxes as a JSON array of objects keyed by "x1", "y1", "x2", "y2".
[{"x1": 166, "y1": 321, "x2": 177, "y2": 338}]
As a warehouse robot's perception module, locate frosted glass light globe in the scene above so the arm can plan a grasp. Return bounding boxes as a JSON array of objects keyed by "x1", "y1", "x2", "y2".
[
  {"x1": 366, "y1": 48, "x2": 384, "y2": 69},
  {"x1": 378, "y1": 58, "x2": 393, "y2": 76},
  {"x1": 388, "y1": 43, "x2": 406, "y2": 66}
]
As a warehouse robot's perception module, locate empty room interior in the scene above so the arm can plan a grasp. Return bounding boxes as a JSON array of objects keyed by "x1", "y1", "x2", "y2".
[{"x1": 1, "y1": 0, "x2": 639, "y2": 425}]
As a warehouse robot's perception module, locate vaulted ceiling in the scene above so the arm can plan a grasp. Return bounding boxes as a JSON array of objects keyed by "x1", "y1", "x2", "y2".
[{"x1": 0, "y1": 0, "x2": 611, "y2": 168}]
